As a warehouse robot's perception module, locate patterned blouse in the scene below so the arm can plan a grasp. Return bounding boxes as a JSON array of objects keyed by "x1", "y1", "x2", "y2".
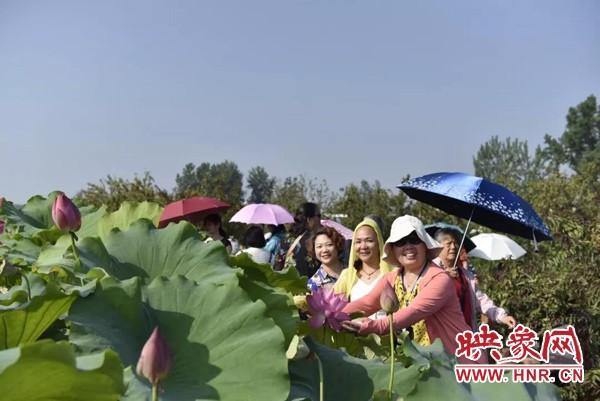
[{"x1": 307, "y1": 266, "x2": 340, "y2": 292}]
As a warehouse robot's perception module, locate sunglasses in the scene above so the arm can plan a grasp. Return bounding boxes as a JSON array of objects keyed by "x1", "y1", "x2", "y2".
[{"x1": 392, "y1": 233, "x2": 422, "y2": 247}]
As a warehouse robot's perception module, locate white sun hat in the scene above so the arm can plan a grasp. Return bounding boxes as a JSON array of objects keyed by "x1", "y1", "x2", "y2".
[{"x1": 383, "y1": 215, "x2": 441, "y2": 266}]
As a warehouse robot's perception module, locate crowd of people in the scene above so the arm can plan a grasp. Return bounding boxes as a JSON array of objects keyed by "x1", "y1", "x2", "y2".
[{"x1": 200, "y1": 202, "x2": 516, "y2": 361}]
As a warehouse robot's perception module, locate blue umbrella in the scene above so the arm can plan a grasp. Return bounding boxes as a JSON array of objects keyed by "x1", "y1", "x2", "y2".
[{"x1": 398, "y1": 172, "x2": 552, "y2": 244}]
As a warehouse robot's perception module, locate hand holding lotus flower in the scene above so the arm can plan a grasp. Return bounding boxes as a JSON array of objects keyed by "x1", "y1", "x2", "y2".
[{"x1": 306, "y1": 287, "x2": 350, "y2": 332}]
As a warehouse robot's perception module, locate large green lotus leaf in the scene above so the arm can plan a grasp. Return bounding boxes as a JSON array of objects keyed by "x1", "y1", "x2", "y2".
[
  {"x1": 298, "y1": 321, "x2": 388, "y2": 359},
  {"x1": 96, "y1": 220, "x2": 236, "y2": 284},
  {"x1": 0, "y1": 236, "x2": 42, "y2": 265},
  {"x1": 35, "y1": 235, "x2": 76, "y2": 272},
  {"x1": 35, "y1": 235, "x2": 134, "y2": 281},
  {"x1": 69, "y1": 275, "x2": 289, "y2": 401},
  {"x1": 39, "y1": 220, "x2": 236, "y2": 284},
  {"x1": 1, "y1": 194, "x2": 58, "y2": 230},
  {"x1": 36, "y1": 202, "x2": 162, "y2": 270},
  {"x1": 0, "y1": 272, "x2": 47, "y2": 310},
  {"x1": 68, "y1": 276, "x2": 149, "y2": 363},
  {"x1": 288, "y1": 338, "x2": 426, "y2": 401},
  {"x1": 96, "y1": 201, "x2": 162, "y2": 238},
  {"x1": 75, "y1": 205, "x2": 109, "y2": 238},
  {"x1": 0, "y1": 340, "x2": 124, "y2": 401},
  {"x1": 92, "y1": 229, "x2": 298, "y2": 347},
  {"x1": 231, "y1": 253, "x2": 300, "y2": 346},
  {"x1": 0, "y1": 282, "x2": 76, "y2": 349},
  {"x1": 237, "y1": 272, "x2": 299, "y2": 347},
  {"x1": 0, "y1": 193, "x2": 65, "y2": 243},
  {"x1": 58, "y1": 268, "x2": 110, "y2": 297},
  {"x1": 400, "y1": 334, "x2": 455, "y2": 369},
  {"x1": 230, "y1": 253, "x2": 308, "y2": 295}
]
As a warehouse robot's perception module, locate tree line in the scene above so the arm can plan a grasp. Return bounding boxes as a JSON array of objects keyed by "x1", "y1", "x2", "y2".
[{"x1": 77, "y1": 95, "x2": 599, "y2": 234}]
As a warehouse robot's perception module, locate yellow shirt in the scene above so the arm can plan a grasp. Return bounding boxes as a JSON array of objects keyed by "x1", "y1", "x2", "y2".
[{"x1": 394, "y1": 277, "x2": 431, "y2": 346}]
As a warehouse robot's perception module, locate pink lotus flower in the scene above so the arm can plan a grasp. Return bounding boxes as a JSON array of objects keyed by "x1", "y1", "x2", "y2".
[
  {"x1": 379, "y1": 282, "x2": 400, "y2": 314},
  {"x1": 51, "y1": 193, "x2": 81, "y2": 232},
  {"x1": 136, "y1": 327, "x2": 172, "y2": 385},
  {"x1": 306, "y1": 287, "x2": 350, "y2": 332}
]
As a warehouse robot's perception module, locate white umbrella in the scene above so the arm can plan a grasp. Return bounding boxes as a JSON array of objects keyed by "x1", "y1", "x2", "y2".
[{"x1": 468, "y1": 233, "x2": 527, "y2": 261}]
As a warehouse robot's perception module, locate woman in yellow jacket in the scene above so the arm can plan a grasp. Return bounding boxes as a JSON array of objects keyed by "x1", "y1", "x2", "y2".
[{"x1": 334, "y1": 218, "x2": 394, "y2": 319}]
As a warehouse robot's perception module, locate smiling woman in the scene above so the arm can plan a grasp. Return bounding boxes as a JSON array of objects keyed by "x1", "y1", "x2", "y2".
[
  {"x1": 341, "y1": 215, "x2": 487, "y2": 363},
  {"x1": 306, "y1": 226, "x2": 346, "y2": 292},
  {"x1": 332, "y1": 218, "x2": 394, "y2": 319}
]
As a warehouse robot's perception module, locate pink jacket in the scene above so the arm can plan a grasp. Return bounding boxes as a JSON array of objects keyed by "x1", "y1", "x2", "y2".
[{"x1": 343, "y1": 263, "x2": 487, "y2": 364}]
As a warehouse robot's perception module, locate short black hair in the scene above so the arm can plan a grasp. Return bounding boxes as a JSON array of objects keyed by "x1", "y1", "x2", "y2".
[
  {"x1": 243, "y1": 226, "x2": 266, "y2": 248},
  {"x1": 298, "y1": 202, "x2": 320, "y2": 218}
]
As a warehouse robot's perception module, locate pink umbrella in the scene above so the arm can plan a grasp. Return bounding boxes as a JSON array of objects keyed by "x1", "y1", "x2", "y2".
[
  {"x1": 229, "y1": 203, "x2": 295, "y2": 225},
  {"x1": 321, "y1": 219, "x2": 353, "y2": 240}
]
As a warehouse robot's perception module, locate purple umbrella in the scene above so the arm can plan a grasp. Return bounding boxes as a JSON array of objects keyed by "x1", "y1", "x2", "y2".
[
  {"x1": 320, "y1": 219, "x2": 353, "y2": 240},
  {"x1": 229, "y1": 203, "x2": 295, "y2": 225}
]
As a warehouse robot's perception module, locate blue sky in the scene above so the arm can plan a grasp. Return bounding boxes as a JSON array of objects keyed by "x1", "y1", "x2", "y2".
[{"x1": 1, "y1": 0, "x2": 599, "y2": 203}]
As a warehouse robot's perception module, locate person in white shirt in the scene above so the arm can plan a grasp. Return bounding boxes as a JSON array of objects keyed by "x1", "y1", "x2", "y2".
[{"x1": 237, "y1": 226, "x2": 271, "y2": 264}]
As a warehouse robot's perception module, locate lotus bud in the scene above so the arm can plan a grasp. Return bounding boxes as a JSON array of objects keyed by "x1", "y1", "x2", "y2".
[
  {"x1": 380, "y1": 282, "x2": 400, "y2": 314},
  {"x1": 136, "y1": 327, "x2": 172, "y2": 385},
  {"x1": 51, "y1": 193, "x2": 81, "y2": 232}
]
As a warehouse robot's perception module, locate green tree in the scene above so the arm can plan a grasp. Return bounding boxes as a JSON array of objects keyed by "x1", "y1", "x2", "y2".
[
  {"x1": 474, "y1": 168, "x2": 600, "y2": 401},
  {"x1": 174, "y1": 161, "x2": 244, "y2": 210},
  {"x1": 269, "y1": 175, "x2": 337, "y2": 215},
  {"x1": 303, "y1": 176, "x2": 337, "y2": 213},
  {"x1": 76, "y1": 172, "x2": 172, "y2": 211},
  {"x1": 270, "y1": 176, "x2": 308, "y2": 214},
  {"x1": 541, "y1": 95, "x2": 600, "y2": 174},
  {"x1": 473, "y1": 136, "x2": 543, "y2": 190},
  {"x1": 247, "y1": 166, "x2": 276, "y2": 203}
]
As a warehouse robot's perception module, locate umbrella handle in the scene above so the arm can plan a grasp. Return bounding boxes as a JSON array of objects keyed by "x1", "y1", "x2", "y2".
[
  {"x1": 532, "y1": 229, "x2": 539, "y2": 252},
  {"x1": 453, "y1": 207, "x2": 475, "y2": 269}
]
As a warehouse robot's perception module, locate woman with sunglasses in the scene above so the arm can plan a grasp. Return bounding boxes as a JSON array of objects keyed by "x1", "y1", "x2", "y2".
[{"x1": 341, "y1": 215, "x2": 486, "y2": 363}]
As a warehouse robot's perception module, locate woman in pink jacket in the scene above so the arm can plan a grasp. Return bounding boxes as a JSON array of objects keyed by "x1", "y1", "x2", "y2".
[{"x1": 341, "y1": 215, "x2": 486, "y2": 364}]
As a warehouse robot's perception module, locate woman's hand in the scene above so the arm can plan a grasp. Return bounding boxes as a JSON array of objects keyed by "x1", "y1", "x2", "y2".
[
  {"x1": 500, "y1": 315, "x2": 517, "y2": 329},
  {"x1": 341, "y1": 318, "x2": 366, "y2": 333}
]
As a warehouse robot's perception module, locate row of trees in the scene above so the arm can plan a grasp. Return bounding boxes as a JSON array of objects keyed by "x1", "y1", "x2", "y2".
[
  {"x1": 77, "y1": 164, "x2": 408, "y2": 233},
  {"x1": 77, "y1": 95, "x2": 599, "y2": 234}
]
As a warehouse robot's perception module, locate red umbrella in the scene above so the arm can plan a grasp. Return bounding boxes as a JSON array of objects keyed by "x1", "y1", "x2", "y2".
[{"x1": 158, "y1": 197, "x2": 230, "y2": 228}]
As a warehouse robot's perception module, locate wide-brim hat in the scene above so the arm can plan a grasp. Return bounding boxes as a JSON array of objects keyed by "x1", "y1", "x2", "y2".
[{"x1": 383, "y1": 215, "x2": 441, "y2": 266}]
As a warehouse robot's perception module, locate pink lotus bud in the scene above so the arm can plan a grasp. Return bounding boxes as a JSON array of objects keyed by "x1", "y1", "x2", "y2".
[
  {"x1": 51, "y1": 193, "x2": 81, "y2": 232},
  {"x1": 136, "y1": 327, "x2": 172, "y2": 385},
  {"x1": 379, "y1": 282, "x2": 400, "y2": 314}
]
